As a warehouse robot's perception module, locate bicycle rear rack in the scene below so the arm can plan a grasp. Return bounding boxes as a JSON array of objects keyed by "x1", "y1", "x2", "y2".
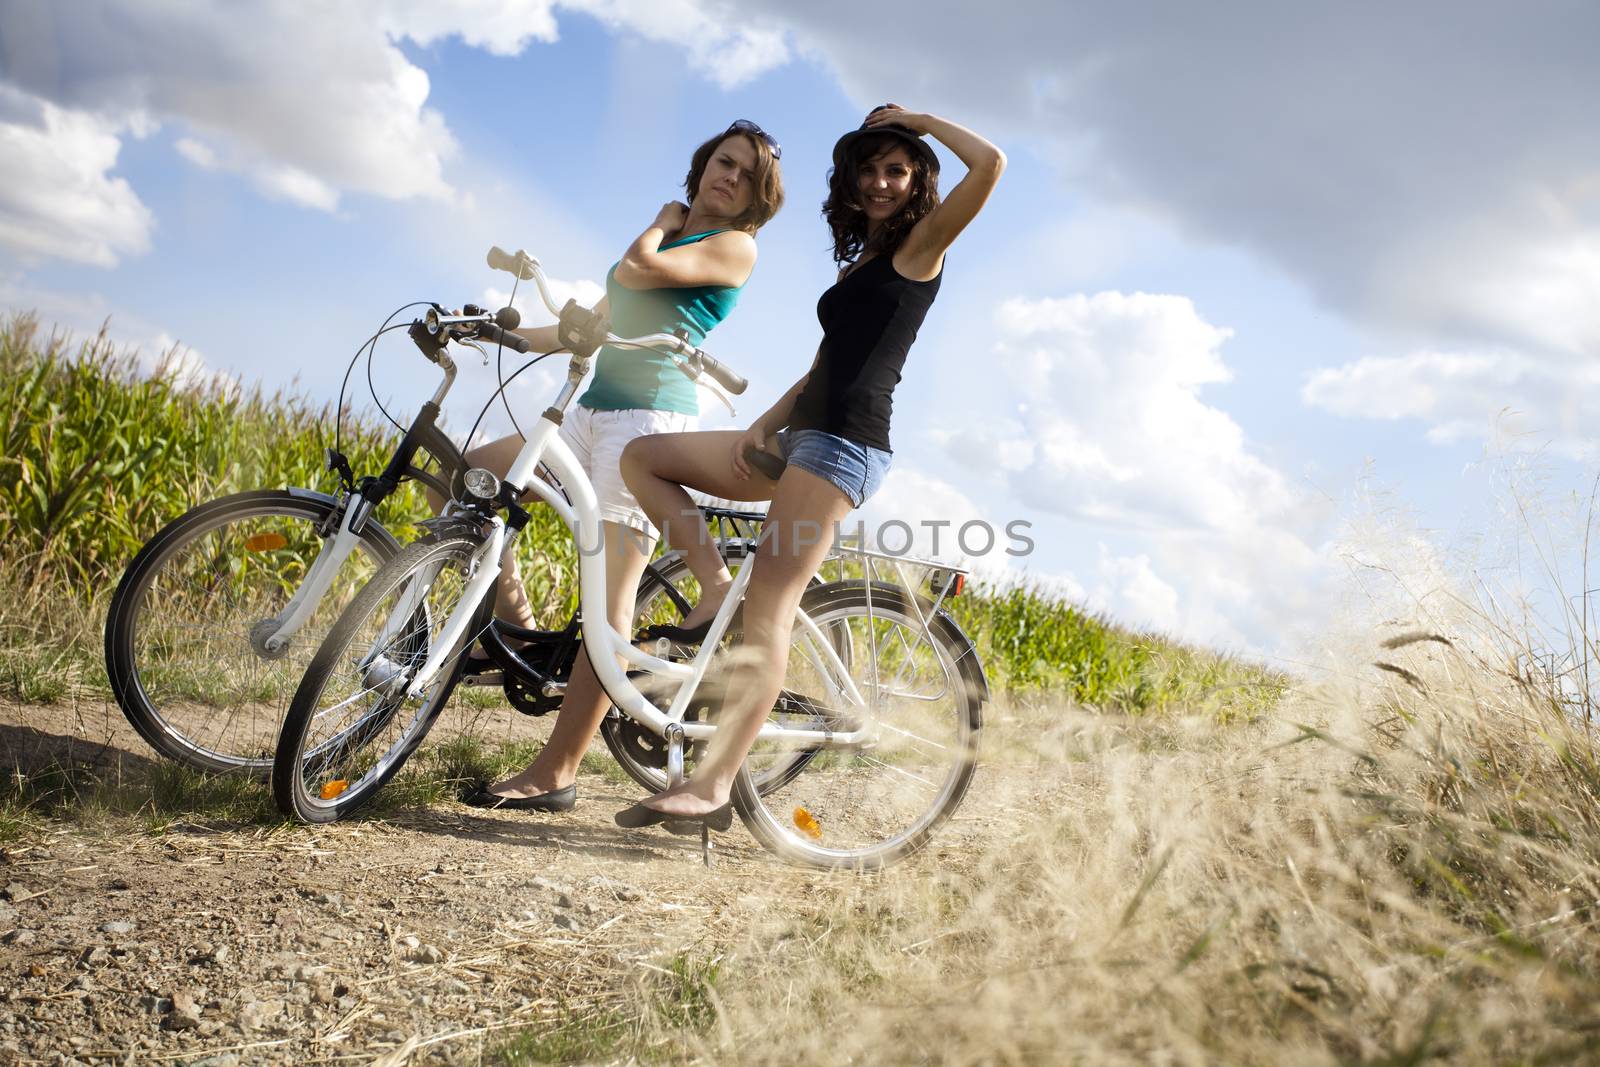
[{"x1": 697, "y1": 505, "x2": 970, "y2": 618}]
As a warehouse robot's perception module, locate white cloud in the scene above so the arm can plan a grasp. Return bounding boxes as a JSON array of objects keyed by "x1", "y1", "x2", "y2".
[
  {"x1": 0, "y1": 277, "x2": 232, "y2": 391},
  {"x1": 173, "y1": 137, "x2": 217, "y2": 169},
  {"x1": 1303, "y1": 349, "x2": 1600, "y2": 459},
  {"x1": 0, "y1": 0, "x2": 790, "y2": 245},
  {"x1": 0, "y1": 85, "x2": 152, "y2": 267},
  {"x1": 699, "y1": 1, "x2": 1600, "y2": 460},
  {"x1": 979, "y1": 292, "x2": 1297, "y2": 534},
  {"x1": 372, "y1": 0, "x2": 561, "y2": 56},
  {"x1": 1091, "y1": 549, "x2": 1180, "y2": 636},
  {"x1": 142, "y1": 333, "x2": 236, "y2": 394},
  {"x1": 0, "y1": 2, "x2": 468, "y2": 220},
  {"x1": 729, "y1": 3, "x2": 1600, "y2": 351},
  {"x1": 855, "y1": 466, "x2": 996, "y2": 565},
  {"x1": 569, "y1": 0, "x2": 788, "y2": 89},
  {"x1": 255, "y1": 165, "x2": 341, "y2": 213},
  {"x1": 933, "y1": 291, "x2": 1335, "y2": 651}
]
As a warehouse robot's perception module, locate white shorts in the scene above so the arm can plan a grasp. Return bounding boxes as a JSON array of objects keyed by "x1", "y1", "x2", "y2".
[{"x1": 556, "y1": 405, "x2": 695, "y2": 536}]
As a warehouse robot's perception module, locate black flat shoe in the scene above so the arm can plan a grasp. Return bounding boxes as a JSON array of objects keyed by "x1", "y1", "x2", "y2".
[
  {"x1": 460, "y1": 782, "x2": 576, "y2": 812},
  {"x1": 635, "y1": 618, "x2": 715, "y2": 646},
  {"x1": 614, "y1": 800, "x2": 733, "y2": 833}
]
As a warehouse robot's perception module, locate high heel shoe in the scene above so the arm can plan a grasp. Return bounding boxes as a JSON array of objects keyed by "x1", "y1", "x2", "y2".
[{"x1": 613, "y1": 800, "x2": 733, "y2": 833}]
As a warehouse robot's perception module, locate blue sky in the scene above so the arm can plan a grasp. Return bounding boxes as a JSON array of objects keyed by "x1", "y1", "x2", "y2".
[{"x1": 3, "y1": 2, "x2": 1596, "y2": 658}]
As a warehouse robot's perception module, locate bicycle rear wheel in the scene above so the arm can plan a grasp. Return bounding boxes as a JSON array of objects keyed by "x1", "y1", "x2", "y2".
[
  {"x1": 733, "y1": 581, "x2": 984, "y2": 869},
  {"x1": 104, "y1": 490, "x2": 396, "y2": 774},
  {"x1": 272, "y1": 532, "x2": 488, "y2": 822}
]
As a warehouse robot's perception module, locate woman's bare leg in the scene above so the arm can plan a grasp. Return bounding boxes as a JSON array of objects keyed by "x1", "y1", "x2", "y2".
[
  {"x1": 424, "y1": 433, "x2": 539, "y2": 629},
  {"x1": 486, "y1": 520, "x2": 654, "y2": 797},
  {"x1": 621, "y1": 430, "x2": 775, "y2": 628},
  {"x1": 637, "y1": 468, "x2": 853, "y2": 816}
]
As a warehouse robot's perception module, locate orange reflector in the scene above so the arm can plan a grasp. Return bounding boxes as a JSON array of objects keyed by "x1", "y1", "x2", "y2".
[
  {"x1": 320, "y1": 779, "x2": 349, "y2": 800},
  {"x1": 245, "y1": 532, "x2": 288, "y2": 552},
  {"x1": 793, "y1": 806, "x2": 822, "y2": 840}
]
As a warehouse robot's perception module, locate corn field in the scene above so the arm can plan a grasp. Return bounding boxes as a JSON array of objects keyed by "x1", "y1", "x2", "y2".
[{"x1": 0, "y1": 314, "x2": 1278, "y2": 713}]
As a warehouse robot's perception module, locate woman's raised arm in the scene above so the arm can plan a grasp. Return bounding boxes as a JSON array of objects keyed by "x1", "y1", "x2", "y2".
[
  {"x1": 614, "y1": 201, "x2": 756, "y2": 290},
  {"x1": 876, "y1": 107, "x2": 1005, "y2": 277}
]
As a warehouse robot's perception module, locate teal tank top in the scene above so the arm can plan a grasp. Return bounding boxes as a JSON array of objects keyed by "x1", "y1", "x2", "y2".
[{"x1": 578, "y1": 229, "x2": 744, "y2": 415}]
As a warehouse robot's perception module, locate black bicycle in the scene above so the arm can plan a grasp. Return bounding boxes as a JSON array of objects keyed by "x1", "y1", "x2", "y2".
[{"x1": 103, "y1": 301, "x2": 743, "y2": 785}]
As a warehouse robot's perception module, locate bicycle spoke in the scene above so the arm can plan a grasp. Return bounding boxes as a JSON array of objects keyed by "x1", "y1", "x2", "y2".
[
  {"x1": 737, "y1": 583, "x2": 980, "y2": 867},
  {"x1": 856, "y1": 753, "x2": 940, "y2": 792},
  {"x1": 113, "y1": 497, "x2": 389, "y2": 772}
]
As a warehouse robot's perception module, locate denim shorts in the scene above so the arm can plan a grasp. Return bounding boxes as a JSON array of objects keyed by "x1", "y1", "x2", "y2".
[{"x1": 775, "y1": 428, "x2": 892, "y2": 508}]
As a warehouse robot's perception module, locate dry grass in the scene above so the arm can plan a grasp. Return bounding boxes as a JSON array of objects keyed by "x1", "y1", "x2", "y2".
[
  {"x1": 9, "y1": 577, "x2": 1600, "y2": 1063},
  {"x1": 668, "y1": 612, "x2": 1600, "y2": 1064}
]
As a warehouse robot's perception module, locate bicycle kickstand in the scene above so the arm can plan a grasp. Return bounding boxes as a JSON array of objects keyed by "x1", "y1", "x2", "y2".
[{"x1": 664, "y1": 723, "x2": 713, "y2": 869}]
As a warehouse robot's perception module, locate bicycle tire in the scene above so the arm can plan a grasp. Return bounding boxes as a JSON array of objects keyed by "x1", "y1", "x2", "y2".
[
  {"x1": 732, "y1": 581, "x2": 985, "y2": 870},
  {"x1": 103, "y1": 489, "x2": 399, "y2": 775},
  {"x1": 273, "y1": 532, "x2": 490, "y2": 823}
]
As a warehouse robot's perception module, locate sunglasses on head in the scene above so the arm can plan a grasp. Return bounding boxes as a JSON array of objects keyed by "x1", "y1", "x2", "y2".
[{"x1": 725, "y1": 119, "x2": 781, "y2": 160}]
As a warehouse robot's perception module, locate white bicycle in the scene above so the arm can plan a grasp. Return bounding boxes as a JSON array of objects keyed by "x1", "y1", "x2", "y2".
[{"x1": 271, "y1": 247, "x2": 988, "y2": 869}]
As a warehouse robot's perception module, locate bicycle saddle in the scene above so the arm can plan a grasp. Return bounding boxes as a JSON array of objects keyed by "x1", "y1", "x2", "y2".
[{"x1": 744, "y1": 445, "x2": 787, "y2": 481}]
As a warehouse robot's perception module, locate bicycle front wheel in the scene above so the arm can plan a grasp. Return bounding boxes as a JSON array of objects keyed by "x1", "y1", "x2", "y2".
[
  {"x1": 733, "y1": 581, "x2": 985, "y2": 869},
  {"x1": 104, "y1": 490, "x2": 397, "y2": 774},
  {"x1": 272, "y1": 532, "x2": 489, "y2": 822},
  {"x1": 599, "y1": 544, "x2": 844, "y2": 796}
]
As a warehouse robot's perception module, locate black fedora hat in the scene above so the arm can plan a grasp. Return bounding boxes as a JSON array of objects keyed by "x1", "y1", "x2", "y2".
[{"x1": 831, "y1": 105, "x2": 940, "y2": 177}]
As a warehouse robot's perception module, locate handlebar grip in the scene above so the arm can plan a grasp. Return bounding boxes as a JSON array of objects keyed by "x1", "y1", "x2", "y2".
[
  {"x1": 697, "y1": 351, "x2": 747, "y2": 395},
  {"x1": 477, "y1": 322, "x2": 532, "y2": 353},
  {"x1": 487, "y1": 246, "x2": 535, "y2": 280}
]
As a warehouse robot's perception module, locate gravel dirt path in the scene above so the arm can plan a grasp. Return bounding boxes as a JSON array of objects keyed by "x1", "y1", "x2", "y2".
[{"x1": 0, "y1": 694, "x2": 1003, "y2": 1066}]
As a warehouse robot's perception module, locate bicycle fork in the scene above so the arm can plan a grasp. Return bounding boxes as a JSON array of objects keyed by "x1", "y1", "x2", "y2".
[
  {"x1": 399, "y1": 525, "x2": 506, "y2": 699},
  {"x1": 252, "y1": 495, "x2": 376, "y2": 658}
]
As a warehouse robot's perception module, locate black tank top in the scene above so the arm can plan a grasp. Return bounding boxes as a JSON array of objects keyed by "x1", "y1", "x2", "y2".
[{"x1": 788, "y1": 254, "x2": 942, "y2": 453}]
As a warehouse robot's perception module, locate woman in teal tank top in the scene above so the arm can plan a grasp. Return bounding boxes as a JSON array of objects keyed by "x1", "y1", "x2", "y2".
[{"x1": 459, "y1": 121, "x2": 786, "y2": 811}]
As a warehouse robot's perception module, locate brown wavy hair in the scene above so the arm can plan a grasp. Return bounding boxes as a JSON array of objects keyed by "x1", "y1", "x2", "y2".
[
  {"x1": 822, "y1": 132, "x2": 941, "y2": 267},
  {"x1": 683, "y1": 130, "x2": 785, "y2": 233}
]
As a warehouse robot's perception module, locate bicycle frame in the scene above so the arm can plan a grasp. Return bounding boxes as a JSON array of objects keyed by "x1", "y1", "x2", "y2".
[
  {"x1": 252, "y1": 355, "x2": 465, "y2": 655},
  {"x1": 400, "y1": 367, "x2": 873, "y2": 750}
]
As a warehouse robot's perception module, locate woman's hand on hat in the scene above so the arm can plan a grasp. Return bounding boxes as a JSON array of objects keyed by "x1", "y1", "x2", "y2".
[{"x1": 864, "y1": 103, "x2": 930, "y2": 133}]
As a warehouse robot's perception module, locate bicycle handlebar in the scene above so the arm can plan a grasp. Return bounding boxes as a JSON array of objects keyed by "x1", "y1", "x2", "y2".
[
  {"x1": 476, "y1": 320, "x2": 531, "y2": 353},
  {"x1": 418, "y1": 304, "x2": 533, "y2": 355},
  {"x1": 485, "y1": 244, "x2": 748, "y2": 396}
]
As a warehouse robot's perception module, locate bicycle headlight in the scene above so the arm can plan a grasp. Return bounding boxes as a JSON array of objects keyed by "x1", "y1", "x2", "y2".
[{"x1": 463, "y1": 467, "x2": 500, "y2": 500}]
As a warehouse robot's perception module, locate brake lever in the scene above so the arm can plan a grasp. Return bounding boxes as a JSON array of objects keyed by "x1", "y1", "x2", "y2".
[
  {"x1": 700, "y1": 381, "x2": 737, "y2": 418},
  {"x1": 667, "y1": 351, "x2": 737, "y2": 417},
  {"x1": 457, "y1": 337, "x2": 490, "y2": 365}
]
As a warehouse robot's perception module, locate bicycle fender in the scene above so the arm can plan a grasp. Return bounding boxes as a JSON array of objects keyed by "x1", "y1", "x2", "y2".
[
  {"x1": 804, "y1": 579, "x2": 991, "y2": 705},
  {"x1": 282, "y1": 486, "x2": 404, "y2": 556},
  {"x1": 414, "y1": 514, "x2": 488, "y2": 543}
]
